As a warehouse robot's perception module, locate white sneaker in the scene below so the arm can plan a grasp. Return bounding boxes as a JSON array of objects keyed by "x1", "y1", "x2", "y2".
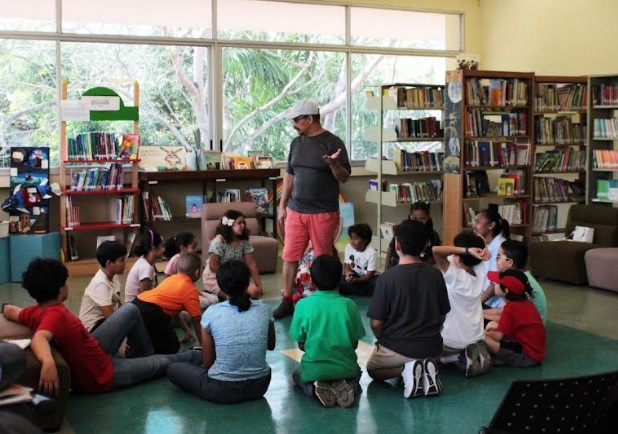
[{"x1": 402, "y1": 360, "x2": 424, "y2": 398}]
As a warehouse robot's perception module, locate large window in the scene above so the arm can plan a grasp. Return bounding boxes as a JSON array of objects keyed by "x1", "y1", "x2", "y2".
[
  {"x1": 0, "y1": 39, "x2": 57, "y2": 167},
  {"x1": 222, "y1": 48, "x2": 345, "y2": 160},
  {"x1": 61, "y1": 42, "x2": 209, "y2": 151},
  {"x1": 0, "y1": 0, "x2": 462, "y2": 165},
  {"x1": 351, "y1": 54, "x2": 446, "y2": 160}
]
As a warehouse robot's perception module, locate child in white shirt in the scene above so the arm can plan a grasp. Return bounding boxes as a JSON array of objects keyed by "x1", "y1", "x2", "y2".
[
  {"x1": 339, "y1": 223, "x2": 377, "y2": 296},
  {"x1": 125, "y1": 229, "x2": 165, "y2": 302},
  {"x1": 79, "y1": 241, "x2": 126, "y2": 332}
]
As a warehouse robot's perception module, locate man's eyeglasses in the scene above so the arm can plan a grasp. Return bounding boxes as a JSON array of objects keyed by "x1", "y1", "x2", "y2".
[
  {"x1": 496, "y1": 253, "x2": 511, "y2": 261},
  {"x1": 292, "y1": 115, "x2": 309, "y2": 123}
]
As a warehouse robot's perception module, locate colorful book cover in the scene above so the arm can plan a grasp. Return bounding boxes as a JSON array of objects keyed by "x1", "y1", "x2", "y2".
[
  {"x1": 118, "y1": 134, "x2": 140, "y2": 160},
  {"x1": 185, "y1": 195, "x2": 204, "y2": 218},
  {"x1": 199, "y1": 150, "x2": 222, "y2": 170},
  {"x1": 138, "y1": 146, "x2": 187, "y2": 172},
  {"x1": 497, "y1": 177, "x2": 515, "y2": 196},
  {"x1": 233, "y1": 156, "x2": 253, "y2": 170},
  {"x1": 245, "y1": 188, "x2": 269, "y2": 214}
]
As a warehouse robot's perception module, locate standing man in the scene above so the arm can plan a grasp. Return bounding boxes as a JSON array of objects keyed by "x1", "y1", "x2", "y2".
[{"x1": 273, "y1": 100, "x2": 351, "y2": 319}]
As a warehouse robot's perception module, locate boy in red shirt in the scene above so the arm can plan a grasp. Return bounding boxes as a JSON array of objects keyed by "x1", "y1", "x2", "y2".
[
  {"x1": 484, "y1": 269, "x2": 546, "y2": 367},
  {"x1": 2, "y1": 258, "x2": 200, "y2": 395}
]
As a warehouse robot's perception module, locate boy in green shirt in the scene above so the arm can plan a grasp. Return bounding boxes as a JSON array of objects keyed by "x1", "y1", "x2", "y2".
[{"x1": 289, "y1": 254, "x2": 366, "y2": 408}]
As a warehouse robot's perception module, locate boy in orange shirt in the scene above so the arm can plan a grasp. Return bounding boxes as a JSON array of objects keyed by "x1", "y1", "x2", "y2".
[{"x1": 133, "y1": 253, "x2": 202, "y2": 354}]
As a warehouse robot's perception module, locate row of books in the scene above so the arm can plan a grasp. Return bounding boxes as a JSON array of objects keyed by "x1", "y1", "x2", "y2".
[
  {"x1": 535, "y1": 149, "x2": 586, "y2": 172},
  {"x1": 465, "y1": 170, "x2": 527, "y2": 197},
  {"x1": 534, "y1": 116, "x2": 586, "y2": 145},
  {"x1": 147, "y1": 194, "x2": 173, "y2": 221},
  {"x1": 465, "y1": 110, "x2": 528, "y2": 137},
  {"x1": 592, "y1": 150, "x2": 618, "y2": 169},
  {"x1": 387, "y1": 180, "x2": 442, "y2": 203},
  {"x1": 466, "y1": 78, "x2": 529, "y2": 106},
  {"x1": 217, "y1": 188, "x2": 242, "y2": 203},
  {"x1": 112, "y1": 195, "x2": 135, "y2": 224},
  {"x1": 394, "y1": 117, "x2": 442, "y2": 139},
  {"x1": 596, "y1": 179, "x2": 618, "y2": 201},
  {"x1": 534, "y1": 83, "x2": 587, "y2": 112},
  {"x1": 392, "y1": 150, "x2": 445, "y2": 172},
  {"x1": 592, "y1": 118, "x2": 618, "y2": 139},
  {"x1": 68, "y1": 163, "x2": 126, "y2": 191},
  {"x1": 592, "y1": 83, "x2": 618, "y2": 106},
  {"x1": 65, "y1": 197, "x2": 80, "y2": 227},
  {"x1": 466, "y1": 201, "x2": 527, "y2": 226},
  {"x1": 384, "y1": 85, "x2": 444, "y2": 108},
  {"x1": 67, "y1": 132, "x2": 140, "y2": 161},
  {"x1": 463, "y1": 141, "x2": 530, "y2": 167},
  {"x1": 532, "y1": 205, "x2": 560, "y2": 234},
  {"x1": 533, "y1": 177, "x2": 581, "y2": 203},
  {"x1": 219, "y1": 154, "x2": 273, "y2": 170}
]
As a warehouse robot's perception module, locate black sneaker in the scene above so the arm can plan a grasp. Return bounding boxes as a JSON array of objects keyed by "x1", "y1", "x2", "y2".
[
  {"x1": 477, "y1": 341, "x2": 492, "y2": 374},
  {"x1": 402, "y1": 360, "x2": 424, "y2": 398},
  {"x1": 273, "y1": 298, "x2": 294, "y2": 319},
  {"x1": 422, "y1": 358, "x2": 443, "y2": 397},
  {"x1": 332, "y1": 380, "x2": 355, "y2": 408},
  {"x1": 314, "y1": 382, "x2": 336, "y2": 407},
  {"x1": 464, "y1": 343, "x2": 482, "y2": 378}
]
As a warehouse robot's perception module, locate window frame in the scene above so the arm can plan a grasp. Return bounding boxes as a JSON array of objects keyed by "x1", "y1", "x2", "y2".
[{"x1": 0, "y1": 0, "x2": 463, "y2": 167}]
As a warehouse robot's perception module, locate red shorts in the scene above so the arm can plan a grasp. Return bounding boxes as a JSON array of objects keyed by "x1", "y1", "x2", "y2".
[{"x1": 282, "y1": 209, "x2": 339, "y2": 262}]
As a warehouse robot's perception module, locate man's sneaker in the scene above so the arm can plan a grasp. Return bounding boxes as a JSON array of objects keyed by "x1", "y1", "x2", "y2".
[
  {"x1": 402, "y1": 360, "x2": 424, "y2": 398},
  {"x1": 477, "y1": 341, "x2": 492, "y2": 374},
  {"x1": 332, "y1": 380, "x2": 355, "y2": 408},
  {"x1": 464, "y1": 343, "x2": 482, "y2": 378},
  {"x1": 273, "y1": 298, "x2": 294, "y2": 319},
  {"x1": 422, "y1": 358, "x2": 443, "y2": 397},
  {"x1": 314, "y1": 382, "x2": 336, "y2": 407}
]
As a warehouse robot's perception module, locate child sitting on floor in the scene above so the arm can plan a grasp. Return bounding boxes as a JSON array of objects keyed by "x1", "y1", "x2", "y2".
[
  {"x1": 339, "y1": 223, "x2": 378, "y2": 297},
  {"x1": 79, "y1": 241, "x2": 126, "y2": 333},
  {"x1": 2, "y1": 258, "x2": 201, "y2": 394},
  {"x1": 484, "y1": 269, "x2": 546, "y2": 367},
  {"x1": 483, "y1": 240, "x2": 547, "y2": 324},
  {"x1": 164, "y1": 231, "x2": 218, "y2": 309},
  {"x1": 202, "y1": 209, "x2": 263, "y2": 300},
  {"x1": 167, "y1": 260, "x2": 275, "y2": 404},
  {"x1": 432, "y1": 232, "x2": 492, "y2": 378},
  {"x1": 125, "y1": 229, "x2": 165, "y2": 302},
  {"x1": 133, "y1": 253, "x2": 203, "y2": 354},
  {"x1": 290, "y1": 254, "x2": 366, "y2": 408}
]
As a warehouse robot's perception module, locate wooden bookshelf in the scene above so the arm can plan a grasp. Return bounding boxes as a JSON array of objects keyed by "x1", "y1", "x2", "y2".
[
  {"x1": 532, "y1": 75, "x2": 587, "y2": 236},
  {"x1": 364, "y1": 83, "x2": 445, "y2": 254},
  {"x1": 587, "y1": 74, "x2": 618, "y2": 206},
  {"x1": 139, "y1": 168, "x2": 281, "y2": 239},
  {"x1": 59, "y1": 81, "x2": 141, "y2": 272},
  {"x1": 442, "y1": 69, "x2": 535, "y2": 245}
]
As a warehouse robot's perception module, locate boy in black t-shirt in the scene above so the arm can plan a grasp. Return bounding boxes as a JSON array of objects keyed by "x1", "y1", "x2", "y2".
[{"x1": 367, "y1": 219, "x2": 451, "y2": 399}]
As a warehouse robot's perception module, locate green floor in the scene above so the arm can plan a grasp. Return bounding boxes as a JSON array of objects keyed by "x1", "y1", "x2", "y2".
[{"x1": 3, "y1": 267, "x2": 618, "y2": 433}]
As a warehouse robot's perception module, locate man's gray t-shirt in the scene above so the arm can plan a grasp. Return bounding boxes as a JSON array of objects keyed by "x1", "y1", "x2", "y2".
[
  {"x1": 201, "y1": 300, "x2": 272, "y2": 381},
  {"x1": 287, "y1": 130, "x2": 351, "y2": 214}
]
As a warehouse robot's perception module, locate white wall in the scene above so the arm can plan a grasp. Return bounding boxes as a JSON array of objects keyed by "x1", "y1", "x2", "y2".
[{"x1": 480, "y1": 0, "x2": 618, "y2": 75}]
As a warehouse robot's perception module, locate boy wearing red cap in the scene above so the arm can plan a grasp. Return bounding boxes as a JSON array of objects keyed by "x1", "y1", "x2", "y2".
[{"x1": 484, "y1": 269, "x2": 546, "y2": 367}]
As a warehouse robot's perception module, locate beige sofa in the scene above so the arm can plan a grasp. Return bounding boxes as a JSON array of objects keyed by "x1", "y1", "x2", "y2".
[{"x1": 201, "y1": 201, "x2": 279, "y2": 273}]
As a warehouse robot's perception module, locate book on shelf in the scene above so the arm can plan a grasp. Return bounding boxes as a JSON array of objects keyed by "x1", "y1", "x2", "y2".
[
  {"x1": 232, "y1": 156, "x2": 253, "y2": 170},
  {"x1": 199, "y1": 150, "x2": 222, "y2": 170},
  {"x1": 218, "y1": 189, "x2": 241, "y2": 203},
  {"x1": 138, "y1": 146, "x2": 187, "y2": 172},
  {"x1": 379, "y1": 222, "x2": 396, "y2": 241},
  {"x1": 118, "y1": 134, "x2": 140, "y2": 160},
  {"x1": 186, "y1": 195, "x2": 204, "y2": 218},
  {"x1": 245, "y1": 187, "x2": 270, "y2": 214},
  {"x1": 96, "y1": 235, "x2": 116, "y2": 249},
  {"x1": 125, "y1": 232, "x2": 137, "y2": 258},
  {"x1": 253, "y1": 155, "x2": 273, "y2": 169},
  {"x1": 68, "y1": 232, "x2": 79, "y2": 261},
  {"x1": 497, "y1": 178, "x2": 515, "y2": 196}
]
